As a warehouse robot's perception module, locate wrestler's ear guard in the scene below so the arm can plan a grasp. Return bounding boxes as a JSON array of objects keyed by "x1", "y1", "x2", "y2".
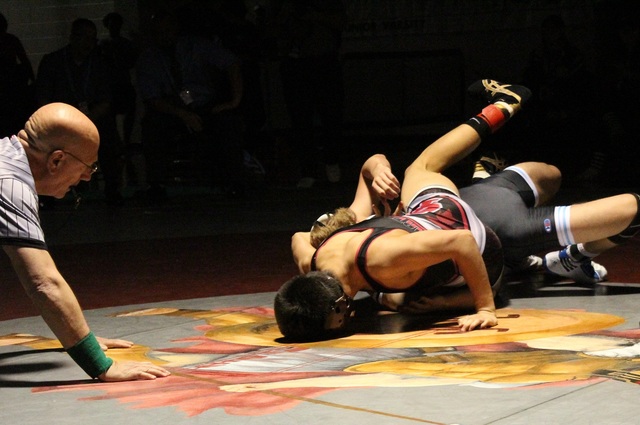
[
  {"x1": 324, "y1": 291, "x2": 353, "y2": 331},
  {"x1": 311, "y1": 212, "x2": 333, "y2": 231}
]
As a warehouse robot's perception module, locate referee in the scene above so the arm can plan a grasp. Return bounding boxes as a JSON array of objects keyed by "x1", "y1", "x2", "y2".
[{"x1": 0, "y1": 103, "x2": 170, "y2": 381}]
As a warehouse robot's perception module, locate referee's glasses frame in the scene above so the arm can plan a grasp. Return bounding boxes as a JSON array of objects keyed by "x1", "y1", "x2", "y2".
[{"x1": 57, "y1": 149, "x2": 99, "y2": 175}]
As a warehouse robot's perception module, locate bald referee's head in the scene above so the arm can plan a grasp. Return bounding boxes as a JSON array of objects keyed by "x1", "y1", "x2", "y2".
[{"x1": 19, "y1": 103, "x2": 100, "y2": 198}]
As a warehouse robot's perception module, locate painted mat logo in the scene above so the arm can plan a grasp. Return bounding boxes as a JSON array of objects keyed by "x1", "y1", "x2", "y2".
[
  {"x1": 544, "y1": 218, "x2": 552, "y2": 233},
  {"x1": 8, "y1": 307, "x2": 640, "y2": 419}
]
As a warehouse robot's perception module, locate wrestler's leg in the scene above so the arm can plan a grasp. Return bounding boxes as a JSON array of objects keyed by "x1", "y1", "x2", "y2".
[
  {"x1": 401, "y1": 173, "x2": 460, "y2": 206},
  {"x1": 498, "y1": 161, "x2": 608, "y2": 281},
  {"x1": 468, "y1": 167, "x2": 636, "y2": 250},
  {"x1": 402, "y1": 80, "x2": 532, "y2": 203},
  {"x1": 405, "y1": 124, "x2": 482, "y2": 178},
  {"x1": 558, "y1": 193, "x2": 639, "y2": 247},
  {"x1": 544, "y1": 193, "x2": 640, "y2": 283},
  {"x1": 510, "y1": 162, "x2": 561, "y2": 206},
  {"x1": 513, "y1": 193, "x2": 639, "y2": 253},
  {"x1": 404, "y1": 80, "x2": 532, "y2": 176}
]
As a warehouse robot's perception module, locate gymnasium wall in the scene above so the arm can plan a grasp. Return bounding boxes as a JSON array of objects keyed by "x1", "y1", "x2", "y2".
[{"x1": 0, "y1": 0, "x2": 626, "y2": 132}]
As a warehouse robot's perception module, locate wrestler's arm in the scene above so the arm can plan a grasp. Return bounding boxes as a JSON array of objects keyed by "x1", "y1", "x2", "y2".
[
  {"x1": 348, "y1": 154, "x2": 401, "y2": 221},
  {"x1": 292, "y1": 232, "x2": 315, "y2": 273},
  {"x1": 368, "y1": 230, "x2": 497, "y2": 331}
]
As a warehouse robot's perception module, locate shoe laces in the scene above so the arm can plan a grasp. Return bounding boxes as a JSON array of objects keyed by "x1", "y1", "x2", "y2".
[{"x1": 479, "y1": 153, "x2": 507, "y2": 170}]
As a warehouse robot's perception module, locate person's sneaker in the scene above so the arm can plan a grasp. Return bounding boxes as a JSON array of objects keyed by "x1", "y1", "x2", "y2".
[
  {"x1": 543, "y1": 249, "x2": 608, "y2": 284},
  {"x1": 505, "y1": 255, "x2": 543, "y2": 275},
  {"x1": 472, "y1": 153, "x2": 508, "y2": 181},
  {"x1": 467, "y1": 79, "x2": 532, "y2": 116}
]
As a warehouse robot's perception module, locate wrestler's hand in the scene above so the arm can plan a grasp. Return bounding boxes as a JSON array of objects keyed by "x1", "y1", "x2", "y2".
[
  {"x1": 98, "y1": 361, "x2": 171, "y2": 382},
  {"x1": 372, "y1": 200, "x2": 404, "y2": 218},
  {"x1": 457, "y1": 310, "x2": 498, "y2": 332},
  {"x1": 371, "y1": 164, "x2": 400, "y2": 200},
  {"x1": 372, "y1": 199, "x2": 392, "y2": 217},
  {"x1": 292, "y1": 231, "x2": 314, "y2": 273},
  {"x1": 96, "y1": 336, "x2": 134, "y2": 351}
]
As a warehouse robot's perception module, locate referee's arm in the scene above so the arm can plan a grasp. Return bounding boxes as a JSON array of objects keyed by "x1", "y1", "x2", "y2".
[{"x1": 3, "y1": 245, "x2": 91, "y2": 348}]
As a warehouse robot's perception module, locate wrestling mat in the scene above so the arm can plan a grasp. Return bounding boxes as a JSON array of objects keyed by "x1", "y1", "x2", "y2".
[{"x1": 3, "y1": 289, "x2": 640, "y2": 425}]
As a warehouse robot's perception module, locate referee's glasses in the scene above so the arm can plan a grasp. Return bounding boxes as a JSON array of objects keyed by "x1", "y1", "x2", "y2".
[{"x1": 61, "y1": 150, "x2": 99, "y2": 175}]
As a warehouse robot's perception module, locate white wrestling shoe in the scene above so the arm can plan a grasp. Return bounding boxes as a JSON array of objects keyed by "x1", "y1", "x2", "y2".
[{"x1": 543, "y1": 248, "x2": 608, "y2": 284}]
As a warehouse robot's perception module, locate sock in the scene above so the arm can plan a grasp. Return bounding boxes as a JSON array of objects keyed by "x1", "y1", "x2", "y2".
[
  {"x1": 567, "y1": 244, "x2": 597, "y2": 262},
  {"x1": 493, "y1": 100, "x2": 518, "y2": 117},
  {"x1": 554, "y1": 205, "x2": 575, "y2": 246}
]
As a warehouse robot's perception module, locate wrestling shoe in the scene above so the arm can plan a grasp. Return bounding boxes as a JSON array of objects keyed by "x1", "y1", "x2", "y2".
[
  {"x1": 543, "y1": 248, "x2": 608, "y2": 284},
  {"x1": 467, "y1": 79, "x2": 532, "y2": 116},
  {"x1": 472, "y1": 153, "x2": 507, "y2": 181}
]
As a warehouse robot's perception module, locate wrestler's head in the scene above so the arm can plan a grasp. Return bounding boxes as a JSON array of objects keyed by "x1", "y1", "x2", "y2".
[
  {"x1": 274, "y1": 271, "x2": 353, "y2": 341},
  {"x1": 309, "y1": 207, "x2": 357, "y2": 248}
]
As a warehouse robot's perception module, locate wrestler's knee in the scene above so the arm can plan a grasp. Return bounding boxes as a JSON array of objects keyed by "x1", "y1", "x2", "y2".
[
  {"x1": 608, "y1": 193, "x2": 640, "y2": 244},
  {"x1": 514, "y1": 161, "x2": 561, "y2": 203}
]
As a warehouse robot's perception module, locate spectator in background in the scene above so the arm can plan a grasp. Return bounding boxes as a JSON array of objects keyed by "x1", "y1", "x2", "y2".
[
  {"x1": 135, "y1": 10, "x2": 245, "y2": 202},
  {"x1": 99, "y1": 12, "x2": 138, "y2": 147},
  {"x1": 520, "y1": 14, "x2": 599, "y2": 177},
  {"x1": 0, "y1": 12, "x2": 35, "y2": 136},
  {"x1": 270, "y1": 0, "x2": 347, "y2": 188},
  {"x1": 584, "y1": 10, "x2": 640, "y2": 186},
  {"x1": 36, "y1": 18, "x2": 124, "y2": 205},
  {"x1": 99, "y1": 12, "x2": 140, "y2": 186},
  {"x1": 217, "y1": 0, "x2": 270, "y2": 173}
]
